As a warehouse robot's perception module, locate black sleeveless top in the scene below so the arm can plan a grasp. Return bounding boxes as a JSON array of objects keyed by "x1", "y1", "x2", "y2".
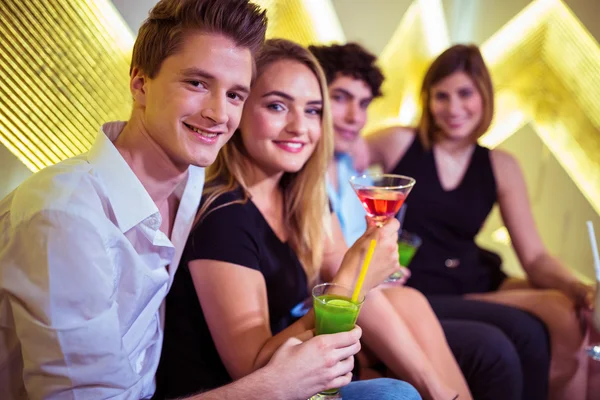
[
  {"x1": 392, "y1": 135, "x2": 502, "y2": 295},
  {"x1": 155, "y1": 188, "x2": 308, "y2": 399}
]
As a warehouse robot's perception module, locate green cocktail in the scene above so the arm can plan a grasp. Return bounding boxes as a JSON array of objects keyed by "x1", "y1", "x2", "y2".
[
  {"x1": 387, "y1": 231, "x2": 422, "y2": 282},
  {"x1": 311, "y1": 283, "x2": 365, "y2": 399},
  {"x1": 398, "y1": 241, "x2": 418, "y2": 267},
  {"x1": 314, "y1": 294, "x2": 361, "y2": 335},
  {"x1": 398, "y1": 230, "x2": 421, "y2": 267}
]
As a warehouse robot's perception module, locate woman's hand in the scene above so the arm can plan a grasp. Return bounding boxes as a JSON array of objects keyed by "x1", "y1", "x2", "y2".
[{"x1": 335, "y1": 218, "x2": 400, "y2": 293}]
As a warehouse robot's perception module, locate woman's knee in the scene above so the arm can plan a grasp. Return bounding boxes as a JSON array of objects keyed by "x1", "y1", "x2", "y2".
[
  {"x1": 535, "y1": 290, "x2": 577, "y2": 320},
  {"x1": 529, "y1": 290, "x2": 583, "y2": 343},
  {"x1": 384, "y1": 286, "x2": 431, "y2": 311}
]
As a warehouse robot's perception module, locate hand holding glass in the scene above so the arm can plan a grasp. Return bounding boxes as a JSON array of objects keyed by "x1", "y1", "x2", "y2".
[
  {"x1": 310, "y1": 283, "x2": 365, "y2": 399},
  {"x1": 387, "y1": 230, "x2": 422, "y2": 281}
]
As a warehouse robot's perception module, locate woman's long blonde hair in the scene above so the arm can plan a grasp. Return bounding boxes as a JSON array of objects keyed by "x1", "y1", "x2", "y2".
[{"x1": 197, "y1": 38, "x2": 334, "y2": 283}]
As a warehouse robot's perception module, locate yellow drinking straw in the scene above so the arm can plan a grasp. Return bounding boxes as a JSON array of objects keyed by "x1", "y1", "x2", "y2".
[{"x1": 351, "y1": 239, "x2": 377, "y2": 302}]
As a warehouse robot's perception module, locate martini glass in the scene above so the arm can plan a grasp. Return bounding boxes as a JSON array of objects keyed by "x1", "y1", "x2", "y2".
[{"x1": 349, "y1": 174, "x2": 416, "y2": 282}]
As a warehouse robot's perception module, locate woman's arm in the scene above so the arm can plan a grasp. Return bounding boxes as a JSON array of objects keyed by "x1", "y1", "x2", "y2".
[
  {"x1": 491, "y1": 149, "x2": 593, "y2": 306},
  {"x1": 363, "y1": 126, "x2": 416, "y2": 173},
  {"x1": 189, "y1": 260, "x2": 315, "y2": 379}
]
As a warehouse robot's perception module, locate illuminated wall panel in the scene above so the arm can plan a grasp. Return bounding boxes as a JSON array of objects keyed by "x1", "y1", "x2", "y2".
[
  {"x1": 364, "y1": 0, "x2": 450, "y2": 133},
  {"x1": 255, "y1": 0, "x2": 345, "y2": 46},
  {"x1": 0, "y1": 0, "x2": 133, "y2": 172},
  {"x1": 479, "y1": 0, "x2": 600, "y2": 215}
]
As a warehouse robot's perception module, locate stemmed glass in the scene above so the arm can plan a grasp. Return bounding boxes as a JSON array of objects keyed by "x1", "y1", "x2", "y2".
[
  {"x1": 349, "y1": 174, "x2": 416, "y2": 282},
  {"x1": 349, "y1": 174, "x2": 415, "y2": 227}
]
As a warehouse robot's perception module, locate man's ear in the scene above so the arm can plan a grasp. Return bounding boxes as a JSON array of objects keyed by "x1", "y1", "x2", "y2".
[{"x1": 130, "y1": 67, "x2": 147, "y2": 106}]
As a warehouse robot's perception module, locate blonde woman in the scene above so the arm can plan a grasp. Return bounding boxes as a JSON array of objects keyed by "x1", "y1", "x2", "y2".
[{"x1": 157, "y1": 39, "x2": 469, "y2": 400}]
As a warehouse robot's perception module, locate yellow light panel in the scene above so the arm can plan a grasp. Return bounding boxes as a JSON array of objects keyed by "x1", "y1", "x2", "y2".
[
  {"x1": 478, "y1": 0, "x2": 600, "y2": 215},
  {"x1": 364, "y1": 0, "x2": 450, "y2": 134},
  {"x1": 491, "y1": 226, "x2": 512, "y2": 245},
  {"x1": 0, "y1": 0, "x2": 133, "y2": 172},
  {"x1": 255, "y1": 0, "x2": 345, "y2": 47}
]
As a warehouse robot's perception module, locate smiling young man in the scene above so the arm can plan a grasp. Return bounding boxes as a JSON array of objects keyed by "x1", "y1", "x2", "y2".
[
  {"x1": 0, "y1": 1, "x2": 261, "y2": 398},
  {"x1": 0, "y1": 2, "x2": 422, "y2": 400}
]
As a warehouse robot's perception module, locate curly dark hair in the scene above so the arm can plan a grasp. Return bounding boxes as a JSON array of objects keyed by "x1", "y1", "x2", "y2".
[{"x1": 308, "y1": 42, "x2": 384, "y2": 98}]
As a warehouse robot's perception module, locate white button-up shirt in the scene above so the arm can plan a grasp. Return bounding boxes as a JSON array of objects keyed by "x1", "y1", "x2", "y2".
[{"x1": 0, "y1": 122, "x2": 204, "y2": 399}]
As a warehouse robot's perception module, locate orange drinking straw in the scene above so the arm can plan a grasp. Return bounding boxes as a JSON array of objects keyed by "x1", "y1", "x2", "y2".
[{"x1": 351, "y1": 239, "x2": 377, "y2": 302}]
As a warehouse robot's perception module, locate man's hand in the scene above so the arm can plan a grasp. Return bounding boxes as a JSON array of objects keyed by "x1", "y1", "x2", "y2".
[{"x1": 263, "y1": 327, "x2": 362, "y2": 400}]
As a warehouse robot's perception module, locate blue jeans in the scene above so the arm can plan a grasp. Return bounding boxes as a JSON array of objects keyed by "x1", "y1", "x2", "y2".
[{"x1": 340, "y1": 378, "x2": 421, "y2": 400}]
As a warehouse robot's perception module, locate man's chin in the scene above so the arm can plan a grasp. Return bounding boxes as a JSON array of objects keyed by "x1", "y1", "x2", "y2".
[
  {"x1": 334, "y1": 136, "x2": 358, "y2": 152},
  {"x1": 191, "y1": 153, "x2": 219, "y2": 168}
]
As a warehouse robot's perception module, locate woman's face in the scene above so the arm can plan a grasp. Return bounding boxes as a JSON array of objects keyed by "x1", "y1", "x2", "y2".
[
  {"x1": 239, "y1": 59, "x2": 323, "y2": 176},
  {"x1": 429, "y1": 71, "x2": 483, "y2": 142}
]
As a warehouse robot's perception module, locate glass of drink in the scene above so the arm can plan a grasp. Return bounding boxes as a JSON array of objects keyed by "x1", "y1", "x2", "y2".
[
  {"x1": 349, "y1": 174, "x2": 415, "y2": 227},
  {"x1": 387, "y1": 230, "x2": 422, "y2": 281},
  {"x1": 349, "y1": 174, "x2": 416, "y2": 282},
  {"x1": 310, "y1": 283, "x2": 366, "y2": 399},
  {"x1": 585, "y1": 282, "x2": 600, "y2": 361}
]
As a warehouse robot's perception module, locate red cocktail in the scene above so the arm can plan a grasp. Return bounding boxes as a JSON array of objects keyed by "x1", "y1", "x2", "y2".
[
  {"x1": 355, "y1": 189, "x2": 407, "y2": 225},
  {"x1": 349, "y1": 174, "x2": 415, "y2": 227}
]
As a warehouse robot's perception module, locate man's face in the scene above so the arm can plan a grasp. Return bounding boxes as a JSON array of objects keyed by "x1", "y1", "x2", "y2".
[
  {"x1": 328, "y1": 75, "x2": 373, "y2": 154},
  {"x1": 132, "y1": 33, "x2": 253, "y2": 169}
]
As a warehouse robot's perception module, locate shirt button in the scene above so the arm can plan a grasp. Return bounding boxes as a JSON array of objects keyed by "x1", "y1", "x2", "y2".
[
  {"x1": 445, "y1": 258, "x2": 460, "y2": 268},
  {"x1": 148, "y1": 215, "x2": 160, "y2": 230}
]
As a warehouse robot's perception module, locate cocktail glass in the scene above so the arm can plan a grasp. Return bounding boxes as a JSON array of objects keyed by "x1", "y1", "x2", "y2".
[
  {"x1": 309, "y1": 283, "x2": 366, "y2": 399},
  {"x1": 349, "y1": 174, "x2": 416, "y2": 282},
  {"x1": 349, "y1": 174, "x2": 415, "y2": 227},
  {"x1": 387, "y1": 230, "x2": 422, "y2": 281}
]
